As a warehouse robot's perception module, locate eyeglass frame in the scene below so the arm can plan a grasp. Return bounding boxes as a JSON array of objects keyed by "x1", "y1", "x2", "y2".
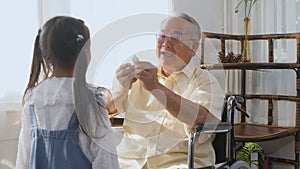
[{"x1": 155, "y1": 32, "x2": 198, "y2": 46}]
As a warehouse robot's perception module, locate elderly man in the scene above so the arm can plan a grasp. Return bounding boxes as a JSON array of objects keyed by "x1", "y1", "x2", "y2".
[{"x1": 107, "y1": 13, "x2": 225, "y2": 169}]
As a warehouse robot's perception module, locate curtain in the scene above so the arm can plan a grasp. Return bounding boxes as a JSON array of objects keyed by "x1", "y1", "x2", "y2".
[
  {"x1": 225, "y1": 0, "x2": 299, "y2": 167},
  {"x1": 224, "y1": 0, "x2": 298, "y2": 124},
  {"x1": 247, "y1": 0, "x2": 297, "y2": 126}
]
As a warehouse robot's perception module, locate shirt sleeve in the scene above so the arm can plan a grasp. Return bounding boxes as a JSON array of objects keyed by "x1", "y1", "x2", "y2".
[
  {"x1": 190, "y1": 69, "x2": 225, "y2": 121},
  {"x1": 90, "y1": 133, "x2": 119, "y2": 169},
  {"x1": 119, "y1": 80, "x2": 153, "y2": 113},
  {"x1": 15, "y1": 105, "x2": 31, "y2": 169},
  {"x1": 86, "y1": 86, "x2": 119, "y2": 168},
  {"x1": 78, "y1": 131, "x2": 119, "y2": 169},
  {"x1": 75, "y1": 85, "x2": 112, "y2": 138},
  {"x1": 188, "y1": 70, "x2": 225, "y2": 144}
]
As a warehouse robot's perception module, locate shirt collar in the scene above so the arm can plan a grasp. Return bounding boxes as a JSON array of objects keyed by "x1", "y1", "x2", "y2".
[{"x1": 179, "y1": 60, "x2": 196, "y2": 79}]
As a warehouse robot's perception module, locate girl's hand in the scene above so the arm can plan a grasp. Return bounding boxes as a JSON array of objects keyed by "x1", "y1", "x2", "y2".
[{"x1": 115, "y1": 63, "x2": 136, "y2": 92}]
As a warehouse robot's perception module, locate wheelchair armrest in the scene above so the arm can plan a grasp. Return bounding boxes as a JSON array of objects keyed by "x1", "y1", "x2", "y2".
[{"x1": 195, "y1": 122, "x2": 232, "y2": 134}]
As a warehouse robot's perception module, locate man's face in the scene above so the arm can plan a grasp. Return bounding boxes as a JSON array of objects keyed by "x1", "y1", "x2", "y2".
[{"x1": 156, "y1": 17, "x2": 199, "y2": 75}]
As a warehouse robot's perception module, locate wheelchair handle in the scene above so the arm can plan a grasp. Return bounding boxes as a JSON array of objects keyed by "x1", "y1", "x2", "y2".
[
  {"x1": 235, "y1": 105, "x2": 249, "y2": 118},
  {"x1": 227, "y1": 95, "x2": 249, "y2": 122}
]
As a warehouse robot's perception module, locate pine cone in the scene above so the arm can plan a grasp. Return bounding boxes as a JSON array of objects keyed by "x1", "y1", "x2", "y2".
[{"x1": 218, "y1": 51, "x2": 243, "y2": 63}]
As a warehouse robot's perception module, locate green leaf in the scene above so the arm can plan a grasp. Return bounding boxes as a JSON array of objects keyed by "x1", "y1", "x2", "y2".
[
  {"x1": 234, "y1": 0, "x2": 258, "y2": 18},
  {"x1": 234, "y1": 0, "x2": 244, "y2": 11},
  {"x1": 235, "y1": 142, "x2": 265, "y2": 169}
]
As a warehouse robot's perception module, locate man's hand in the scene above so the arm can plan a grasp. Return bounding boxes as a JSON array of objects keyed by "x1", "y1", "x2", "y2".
[{"x1": 134, "y1": 61, "x2": 160, "y2": 91}]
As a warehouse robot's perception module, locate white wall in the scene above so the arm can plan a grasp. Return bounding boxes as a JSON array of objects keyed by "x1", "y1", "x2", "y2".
[
  {"x1": 172, "y1": 0, "x2": 226, "y2": 91},
  {"x1": 172, "y1": 0, "x2": 224, "y2": 33}
]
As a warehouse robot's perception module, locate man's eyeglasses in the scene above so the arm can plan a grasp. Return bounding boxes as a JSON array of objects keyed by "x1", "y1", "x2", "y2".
[{"x1": 156, "y1": 33, "x2": 182, "y2": 46}]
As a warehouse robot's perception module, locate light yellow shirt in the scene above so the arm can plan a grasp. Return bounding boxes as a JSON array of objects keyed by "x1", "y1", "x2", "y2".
[{"x1": 116, "y1": 61, "x2": 225, "y2": 169}]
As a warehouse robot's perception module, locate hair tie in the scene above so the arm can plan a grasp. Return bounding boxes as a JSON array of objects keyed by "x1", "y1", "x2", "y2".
[
  {"x1": 78, "y1": 19, "x2": 84, "y2": 24},
  {"x1": 38, "y1": 28, "x2": 42, "y2": 36},
  {"x1": 76, "y1": 34, "x2": 84, "y2": 42}
]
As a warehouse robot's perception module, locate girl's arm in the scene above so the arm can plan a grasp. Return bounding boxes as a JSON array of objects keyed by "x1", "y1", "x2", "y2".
[
  {"x1": 104, "y1": 63, "x2": 136, "y2": 115},
  {"x1": 94, "y1": 87, "x2": 121, "y2": 115},
  {"x1": 103, "y1": 89, "x2": 118, "y2": 115}
]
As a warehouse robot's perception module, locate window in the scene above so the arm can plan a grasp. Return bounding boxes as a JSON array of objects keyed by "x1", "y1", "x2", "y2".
[
  {"x1": 71, "y1": 0, "x2": 172, "y2": 87},
  {"x1": 0, "y1": 1, "x2": 38, "y2": 101},
  {"x1": 0, "y1": 0, "x2": 170, "y2": 102}
]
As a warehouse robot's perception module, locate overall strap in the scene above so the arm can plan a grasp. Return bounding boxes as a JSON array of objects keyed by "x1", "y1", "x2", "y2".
[
  {"x1": 68, "y1": 111, "x2": 79, "y2": 129},
  {"x1": 29, "y1": 105, "x2": 38, "y2": 128}
]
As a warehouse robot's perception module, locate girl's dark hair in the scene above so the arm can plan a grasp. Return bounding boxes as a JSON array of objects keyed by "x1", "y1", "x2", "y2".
[
  {"x1": 23, "y1": 16, "x2": 90, "y2": 99},
  {"x1": 24, "y1": 16, "x2": 109, "y2": 138}
]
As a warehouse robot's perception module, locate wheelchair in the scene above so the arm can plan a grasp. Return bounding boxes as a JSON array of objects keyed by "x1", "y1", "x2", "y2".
[{"x1": 188, "y1": 96, "x2": 251, "y2": 169}]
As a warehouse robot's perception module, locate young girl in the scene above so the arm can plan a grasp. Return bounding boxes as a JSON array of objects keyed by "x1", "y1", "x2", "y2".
[{"x1": 15, "y1": 16, "x2": 119, "y2": 169}]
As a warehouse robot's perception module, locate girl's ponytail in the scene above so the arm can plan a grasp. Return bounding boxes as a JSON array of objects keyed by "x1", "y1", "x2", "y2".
[{"x1": 23, "y1": 30, "x2": 46, "y2": 103}]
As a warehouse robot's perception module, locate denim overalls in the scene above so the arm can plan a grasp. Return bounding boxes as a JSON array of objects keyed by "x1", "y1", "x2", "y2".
[{"x1": 29, "y1": 105, "x2": 92, "y2": 169}]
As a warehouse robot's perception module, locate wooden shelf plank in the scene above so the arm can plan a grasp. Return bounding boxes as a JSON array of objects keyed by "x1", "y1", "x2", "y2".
[{"x1": 200, "y1": 63, "x2": 300, "y2": 70}]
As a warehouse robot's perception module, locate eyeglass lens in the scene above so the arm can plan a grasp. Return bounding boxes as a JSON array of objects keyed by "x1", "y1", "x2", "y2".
[{"x1": 156, "y1": 34, "x2": 181, "y2": 46}]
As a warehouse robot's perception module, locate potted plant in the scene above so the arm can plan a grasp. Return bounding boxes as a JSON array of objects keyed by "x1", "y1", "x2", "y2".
[{"x1": 236, "y1": 142, "x2": 265, "y2": 169}]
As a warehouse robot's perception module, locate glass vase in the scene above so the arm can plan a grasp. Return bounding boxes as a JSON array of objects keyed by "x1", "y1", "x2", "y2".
[{"x1": 242, "y1": 17, "x2": 251, "y2": 62}]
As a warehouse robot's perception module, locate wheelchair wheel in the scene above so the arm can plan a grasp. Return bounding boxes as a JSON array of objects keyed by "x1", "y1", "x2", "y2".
[{"x1": 229, "y1": 161, "x2": 251, "y2": 169}]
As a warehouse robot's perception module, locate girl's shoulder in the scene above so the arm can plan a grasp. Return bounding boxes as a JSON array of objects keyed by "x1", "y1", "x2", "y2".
[{"x1": 24, "y1": 78, "x2": 74, "y2": 104}]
